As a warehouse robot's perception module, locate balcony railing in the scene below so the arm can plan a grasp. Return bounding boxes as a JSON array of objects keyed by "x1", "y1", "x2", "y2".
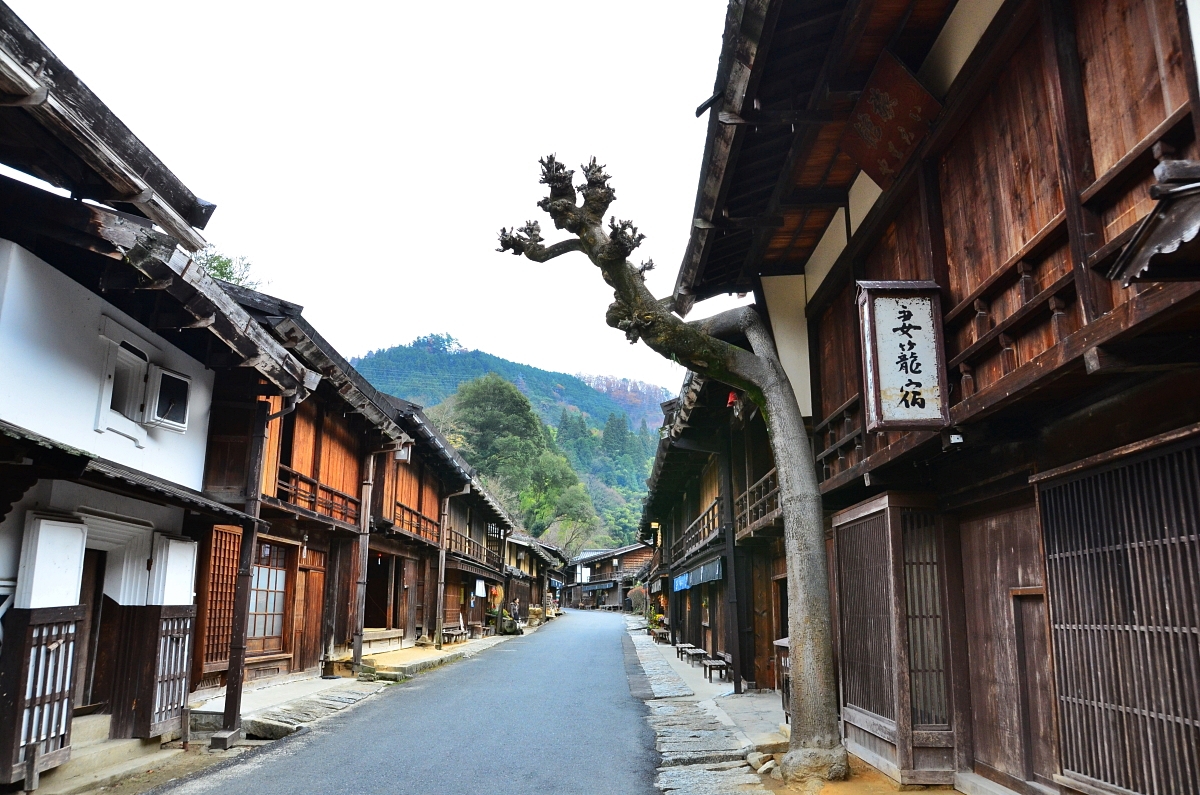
[
  {"x1": 277, "y1": 464, "x2": 360, "y2": 524},
  {"x1": 735, "y1": 467, "x2": 782, "y2": 539},
  {"x1": 584, "y1": 567, "x2": 638, "y2": 584},
  {"x1": 671, "y1": 498, "x2": 722, "y2": 561},
  {"x1": 447, "y1": 528, "x2": 502, "y2": 569},
  {"x1": 394, "y1": 502, "x2": 440, "y2": 545}
]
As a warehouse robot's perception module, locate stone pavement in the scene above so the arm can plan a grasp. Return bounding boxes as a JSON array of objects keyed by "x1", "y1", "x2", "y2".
[{"x1": 626, "y1": 617, "x2": 771, "y2": 794}]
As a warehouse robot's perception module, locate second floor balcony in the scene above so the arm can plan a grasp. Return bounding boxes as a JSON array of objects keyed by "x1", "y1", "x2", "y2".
[
  {"x1": 447, "y1": 528, "x2": 501, "y2": 569},
  {"x1": 735, "y1": 467, "x2": 781, "y2": 541},
  {"x1": 671, "y1": 497, "x2": 722, "y2": 562},
  {"x1": 277, "y1": 464, "x2": 360, "y2": 526},
  {"x1": 394, "y1": 502, "x2": 440, "y2": 545}
]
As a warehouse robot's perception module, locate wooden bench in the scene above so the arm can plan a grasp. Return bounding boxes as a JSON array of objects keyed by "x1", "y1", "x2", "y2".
[
  {"x1": 441, "y1": 616, "x2": 469, "y2": 644},
  {"x1": 674, "y1": 643, "x2": 694, "y2": 660},
  {"x1": 653, "y1": 628, "x2": 670, "y2": 644},
  {"x1": 683, "y1": 648, "x2": 707, "y2": 667},
  {"x1": 701, "y1": 656, "x2": 729, "y2": 682}
]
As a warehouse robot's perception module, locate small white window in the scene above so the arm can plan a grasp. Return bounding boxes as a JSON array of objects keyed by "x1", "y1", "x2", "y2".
[
  {"x1": 143, "y1": 365, "x2": 190, "y2": 433},
  {"x1": 96, "y1": 316, "x2": 190, "y2": 444}
]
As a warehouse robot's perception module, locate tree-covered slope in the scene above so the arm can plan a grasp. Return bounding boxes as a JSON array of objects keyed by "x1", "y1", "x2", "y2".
[{"x1": 351, "y1": 334, "x2": 671, "y2": 430}]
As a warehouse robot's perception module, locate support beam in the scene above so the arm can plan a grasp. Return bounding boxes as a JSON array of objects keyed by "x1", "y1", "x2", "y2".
[
  {"x1": 718, "y1": 109, "x2": 848, "y2": 125},
  {"x1": 212, "y1": 400, "x2": 268, "y2": 750}
]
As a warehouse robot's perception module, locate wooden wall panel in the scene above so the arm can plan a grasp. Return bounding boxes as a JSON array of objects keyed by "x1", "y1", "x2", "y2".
[
  {"x1": 863, "y1": 198, "x2": 928, "y2": 282},
  {"x1": 421, "y1": 468, "x2": 441, "y2": 521},
  {"x1": 939, "y1": 24, "x2": 1063, "y2": 306},
  {"x1": 700, "y1": 458, "x2": 719, "y2": 508},
  {"x1": 261, "y1": 394, "x2": 283, "y2": 497},
  {"x1": 290, "y1": 400, "x2": 319, "y2": 479},
  {"x1": 959, "y1": 500, "x2": 1056, "y2": 787},
  {"x1": 818, "y1": 283, "x2": 860, "y2": 419},
  {"x1": 395, "y1": 460, "x2": 421, "y2": 511},
  {"x1": 319, "y1": 412, "x2": 361, "y2": 499},
  {"x1": 1073, "y1": 0, "x2": 1187, "y2": 176}
]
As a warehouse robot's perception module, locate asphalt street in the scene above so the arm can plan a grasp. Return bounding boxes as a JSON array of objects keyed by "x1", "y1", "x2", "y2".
[{"x1": 160, "y1": 610, "x2": 657, "y2": 795}]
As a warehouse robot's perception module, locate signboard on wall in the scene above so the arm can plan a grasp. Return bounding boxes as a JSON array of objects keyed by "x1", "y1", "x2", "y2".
[
  {"x1": 838, "y1": 51, "x2": 941, "y2": 190},
  {"x1": 858, "y1": 281, "x2": 950, "y2": 432}
]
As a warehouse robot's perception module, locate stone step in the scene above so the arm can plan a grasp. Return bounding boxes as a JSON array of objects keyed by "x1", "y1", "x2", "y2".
[
  {"x1": 69, "y1": 715, "x2": 111, "y2": 747},
  {"x1": 36, "y1": 743, "x2": 176, "y2": 794}
]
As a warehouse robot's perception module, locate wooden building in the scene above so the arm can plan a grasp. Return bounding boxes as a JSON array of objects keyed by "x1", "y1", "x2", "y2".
[
  {"x1": 0, "y1": 3, "x2": 319, "y2": 785},
  {"x1": 563, "y1": 543, "x2": 652, "y2": 610},
  {"x1": 504, "y1": 532, "x2": 568, "y2": 620},
  {"x1": 641, "y1": 374, "x2": 786, "y2": 694},
  {"x1": 667, "y1": 1, "x2": 1200, "y2": 794}
]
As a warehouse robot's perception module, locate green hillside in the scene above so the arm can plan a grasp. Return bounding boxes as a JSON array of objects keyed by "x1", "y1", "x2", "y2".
[{"x1": 350, "y1": 334, "x2": 671, "y2": 430}]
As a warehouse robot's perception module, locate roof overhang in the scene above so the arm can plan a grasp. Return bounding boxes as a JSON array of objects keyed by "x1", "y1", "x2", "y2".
[{"x1": 0, "y1": 3, "x2": 214, "y2": 249}]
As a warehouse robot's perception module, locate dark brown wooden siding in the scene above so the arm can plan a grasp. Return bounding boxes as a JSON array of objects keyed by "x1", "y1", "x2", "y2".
[{"x1": 1040, "y1": 439, "x2": 1200, "y2": 795}]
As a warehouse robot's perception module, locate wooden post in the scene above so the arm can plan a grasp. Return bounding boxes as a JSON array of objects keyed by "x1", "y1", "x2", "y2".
[
  {"x1": 435, "y1": 494, "x2": 448, "y2": 650},
  {"x1": 385, "y1": 555, "x2": 396, "y2": 630},
  {"x1": 720, "y1": 425, "x2": 744, "y2": 694},
  {"x1": 351, "y1": 454, "x2": 375, "y2": 667},
  {"x1": 212, "y1": 400, "x2": 268, "y2": 749}
]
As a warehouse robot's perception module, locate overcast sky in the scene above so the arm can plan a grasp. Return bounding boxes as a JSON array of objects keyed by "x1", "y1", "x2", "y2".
[{"x1": 10, "y1": 1, "x2": 749, "y2": 393}]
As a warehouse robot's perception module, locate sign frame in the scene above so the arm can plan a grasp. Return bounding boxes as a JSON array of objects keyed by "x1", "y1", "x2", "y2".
[{"x1": 857, "y1": 280, "x2": 950, "y2": 433}]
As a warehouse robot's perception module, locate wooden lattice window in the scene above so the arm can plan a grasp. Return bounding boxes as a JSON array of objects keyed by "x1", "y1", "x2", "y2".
[
  {"x1": 203, "y1": 525, "x2": 240, "y2": 668},
  {"x1": 1040, "y1": 438, "x2": 1200, "y2": 795},
  {"x1": 837, "y1": 510, "x2": 895, "y2": 720},
  {"x1": 248, "y1": 541, "x2": 288, "y2": 654},
  {"x1": 902, "y1": 511, "x2": 948, "y2": 727}
]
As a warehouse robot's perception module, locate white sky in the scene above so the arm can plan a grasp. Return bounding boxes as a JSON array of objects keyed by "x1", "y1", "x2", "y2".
[{"x1": 10, "y1": 0, "x2": 751, "y2": 393}]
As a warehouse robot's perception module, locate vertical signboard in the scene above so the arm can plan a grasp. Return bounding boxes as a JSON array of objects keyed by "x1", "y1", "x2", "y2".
[{"x1": 858, "y1": 281, "x2": 949, "y2": 432}]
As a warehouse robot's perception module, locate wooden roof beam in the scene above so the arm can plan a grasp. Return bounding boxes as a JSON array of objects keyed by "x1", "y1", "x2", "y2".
[
  {"x1": 779, "y1": 187, "x2": 850, "y2": 208},
  {"x1": 718, "y1": 108, "x2": 849, "y2": 126}
]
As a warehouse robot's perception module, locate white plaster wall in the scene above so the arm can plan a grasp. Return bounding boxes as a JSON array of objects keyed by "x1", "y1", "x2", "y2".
[
  {"x1": 848, "y1": 172, "x2": 883, "y2": 234},
  {"x1": 0, "y1": 239, "x2": 213, "y2": 489},
  {"x1": 918, "y1": 0, "x2": 1006, "y2": 98},
  {"x1": 804, "y1": 208, "x2": 848, "y2": 303},
  {"x1": 760, "y1": 274, "x2": 813, "y2": 417},
  {"x1": 0, "y1": 478, "x2": 185, "y2": 603}
]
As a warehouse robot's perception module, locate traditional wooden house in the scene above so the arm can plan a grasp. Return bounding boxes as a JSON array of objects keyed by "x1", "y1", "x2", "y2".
[
  {"x1": 640, "y1": 373, "x2": 784, "y2": 695},
  {"x1": 439, "y1": 476, "x2": 512, "y2": 638},
  {"x1": 367, "y1": 397, "x2": 474, "y2": 652},
  {"x1": 563, "y1": 543, "x2": 651, "y2": 610},
  {"x1": 670, "y1": 1, "x2": 1200, "y2": 794},
  {"x1": 0, "y1": 4, "x2": 318, "y2": 785},
  {"x1": 504, "y1": 532, "x2": 568, "y2": 620}
]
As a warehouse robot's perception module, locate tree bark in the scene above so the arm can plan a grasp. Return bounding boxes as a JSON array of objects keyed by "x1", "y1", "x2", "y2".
[{"x1": 499, "y1": 157, "x2": 847, "y2": 781}]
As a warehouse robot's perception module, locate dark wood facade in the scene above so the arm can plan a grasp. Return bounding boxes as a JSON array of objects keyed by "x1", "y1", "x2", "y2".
[{"x1": 670, "y1": 1, "x2": 1200, "y2": 794}]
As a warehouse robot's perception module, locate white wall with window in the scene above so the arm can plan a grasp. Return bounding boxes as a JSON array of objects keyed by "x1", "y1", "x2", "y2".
[{"x1": 0, "y1": 239, "x2": 214, "y2": 489}]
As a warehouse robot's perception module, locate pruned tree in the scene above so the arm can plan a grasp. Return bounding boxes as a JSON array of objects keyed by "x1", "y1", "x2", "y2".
[{"x1": 499, "y1": 156, "x2": 847, "y2": 782}]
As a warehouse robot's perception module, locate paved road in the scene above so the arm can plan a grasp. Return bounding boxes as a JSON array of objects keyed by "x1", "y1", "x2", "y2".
[{"x1": 163, "y1": 610, "x2": 657, "y2": 795}]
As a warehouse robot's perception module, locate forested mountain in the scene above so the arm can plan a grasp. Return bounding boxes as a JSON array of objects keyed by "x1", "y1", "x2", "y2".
[
  {"x1": 350, "y1": 335, "x2": 671, "y2": 430},
  {"x1": 351, "y1": 337, "x2": 668, "y2": 549}
]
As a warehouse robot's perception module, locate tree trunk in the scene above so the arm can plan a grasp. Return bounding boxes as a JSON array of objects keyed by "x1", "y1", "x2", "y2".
[
  {"x1": 500, "y1": 155, "x2": 847, "y2": 782},
  {"x1": 758, "y1": 362, "x2": 847, "y2": 779}
]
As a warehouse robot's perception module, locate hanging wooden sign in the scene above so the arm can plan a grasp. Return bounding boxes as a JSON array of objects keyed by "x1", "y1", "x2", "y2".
[
  {"x1": 839, "y1": 51, "x2": 941, "y2": 190},
  {"x1": 858, "y1": 281, "x2": 950, "y2": 432}
]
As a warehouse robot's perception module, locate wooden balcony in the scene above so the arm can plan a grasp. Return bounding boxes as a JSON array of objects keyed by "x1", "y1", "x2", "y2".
[
  {"x1": 671, "y1": 498, "x2": 722, "y2": 562},
  {"x1": 276, "y1": 465, "x2": 360, "y2": 525},
  {"x1": 447, "y1": 528, "x2": 501, "y2": 569},
  {"x1": 394, "y1": 502, "x2": 439, "y2": 545},
  {"x1": 735, "y1": 467, "x2": 782, "y2": 541}
]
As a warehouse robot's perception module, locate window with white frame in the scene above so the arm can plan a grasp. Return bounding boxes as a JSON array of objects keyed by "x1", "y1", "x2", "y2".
[{"x1": 96, "y1": 316, "x2": 192, "y2": 446}]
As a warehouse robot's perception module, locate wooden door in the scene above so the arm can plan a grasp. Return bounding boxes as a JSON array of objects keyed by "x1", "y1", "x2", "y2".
[
  {"x1": 401, "y1": 558, "x2": 417, "y2": 647},
  {"x1": 960, "y1": 500, "x2": 1056, "y2": 793},
  {"x1": 74, "y1": 549, "x2": 104, "y2": 709},
  {"x1": 296, "y1": 549, "x2": 326, "y2": 671}
]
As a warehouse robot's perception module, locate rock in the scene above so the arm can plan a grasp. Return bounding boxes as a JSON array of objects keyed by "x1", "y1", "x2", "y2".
[
  {"x1": 757, "y1": 759, "x2": 778, "y2": 776},
  {"x1": 770, "y1": 766, "x2": 783, "y2": 781},
  {"x1": 746, "y1": 752, "x2": 766, "y2": 770},
  {"x1": 242, "y1": 717, "x2": 297, "y2": 740}
]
